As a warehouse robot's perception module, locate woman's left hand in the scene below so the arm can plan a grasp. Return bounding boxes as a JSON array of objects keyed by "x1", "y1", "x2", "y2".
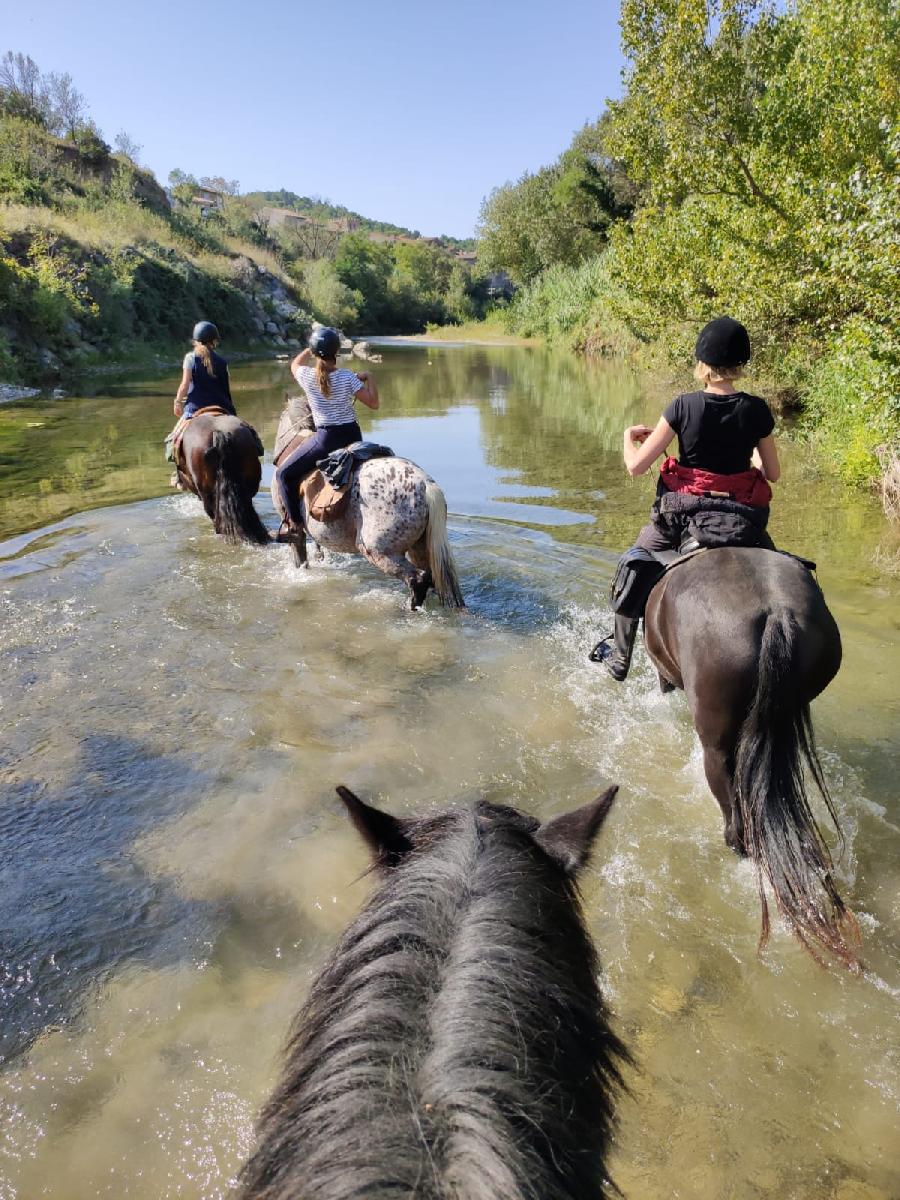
[{"x1": 626, "y1": 424, "x2": 653, "y2": 444}]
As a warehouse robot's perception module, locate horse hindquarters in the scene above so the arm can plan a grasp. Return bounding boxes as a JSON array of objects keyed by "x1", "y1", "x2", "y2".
[
  {"x1": 733, "y1": 611, "x2": 858, "y2": 966},
  {"x1": 207, "y1": 429, "x2": 268, "y2": 546}
]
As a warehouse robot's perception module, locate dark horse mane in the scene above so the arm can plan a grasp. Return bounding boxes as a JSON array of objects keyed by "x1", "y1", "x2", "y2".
[{"x1": 238, "y1": 788, "x2": 628, "y2": 1200}]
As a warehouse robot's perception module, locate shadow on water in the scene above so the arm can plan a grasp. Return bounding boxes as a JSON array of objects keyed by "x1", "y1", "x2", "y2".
[{"x1": 0, "y1": 734, "x2": 217, "y2": 1064}]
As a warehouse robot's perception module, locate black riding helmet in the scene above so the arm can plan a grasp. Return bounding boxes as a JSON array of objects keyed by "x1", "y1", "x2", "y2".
[
  {"x1": 695, "y1": 317, "x2": 751, "y2": 368},
  {"x1": 192, "y1": 321, "x2": 220, "y2": 345},
  {"x1": 309, "y1": 326, "x2": 342, "y2": 360}
]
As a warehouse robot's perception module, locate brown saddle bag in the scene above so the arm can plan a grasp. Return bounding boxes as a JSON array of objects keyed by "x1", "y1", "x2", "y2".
[{"x1": 300, "y1": 470, "x2": 351, "y2": 522}]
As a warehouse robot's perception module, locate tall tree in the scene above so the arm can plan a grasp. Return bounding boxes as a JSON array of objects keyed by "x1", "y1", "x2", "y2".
[
  {"x1": 0, "y1": 51, "x2": 51, "y2": 124},
  {"x1": 114, "y1": 130, "x2": 142, "y2": 162},
  {"x1": 48, "y1": 72, "x2": 86, "y2": 139}
]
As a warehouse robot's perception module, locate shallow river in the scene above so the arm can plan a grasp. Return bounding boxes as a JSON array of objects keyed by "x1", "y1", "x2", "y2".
[{"x1": 1, "y1": 345, "x2": 898, "y2": 1199}]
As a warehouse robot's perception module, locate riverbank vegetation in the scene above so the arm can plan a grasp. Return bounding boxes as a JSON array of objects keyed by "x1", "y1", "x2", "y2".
[
  {"x1": 0, "y1": 53, "x2": 490, "y2": 384},
  {"x1": 477, "y1": 0, "x2": 899, "y2": 492}
]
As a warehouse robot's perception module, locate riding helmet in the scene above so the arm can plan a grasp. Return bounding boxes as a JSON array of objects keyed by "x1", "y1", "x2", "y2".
[
  {"x1": 309, "y1": 326, "x2": 342, "y2": 360},
  {"x1": 192, "y1": 321, "x2": 220, "y2": 345},
  {"x1": 695, "y1": 317, "x2": 751, "y2": 368}
]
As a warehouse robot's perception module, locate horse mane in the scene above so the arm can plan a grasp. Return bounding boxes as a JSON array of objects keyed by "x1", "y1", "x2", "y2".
[{"x1": 238, "y1": 802, "x2": 627, "y2": 1200}]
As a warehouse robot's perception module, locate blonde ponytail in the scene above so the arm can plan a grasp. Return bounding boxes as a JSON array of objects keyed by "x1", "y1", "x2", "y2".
[
  {"x1": 316, "y1": 355, "x2": 332, "y2": 398},
  {"x1": 194, "y1": 339, "x2": 218, "y2": 376}
]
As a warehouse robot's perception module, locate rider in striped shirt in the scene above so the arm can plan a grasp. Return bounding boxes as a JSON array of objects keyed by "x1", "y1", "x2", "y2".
[{"x1": 275, "y1": 327, "x2": 379, "y2": 535}]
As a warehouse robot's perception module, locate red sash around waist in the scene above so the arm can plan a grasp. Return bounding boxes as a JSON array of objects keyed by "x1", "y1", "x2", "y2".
[{"x1": 659, "y1": 456, "x2": 772, "y2": 507}]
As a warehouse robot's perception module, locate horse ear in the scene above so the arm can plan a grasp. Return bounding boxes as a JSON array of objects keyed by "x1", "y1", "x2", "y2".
[
  {"x1": 534, "y1": 786, "x2": 619, "y2": 876},
  {"x1": 336, "y1": 786, "x2": 413, "y2": 868}
]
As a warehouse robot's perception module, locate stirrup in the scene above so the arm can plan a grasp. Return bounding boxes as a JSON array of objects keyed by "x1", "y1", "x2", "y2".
[
  {"x1": 589, "y1": 635, "x2": 615, "y2": 664},
  {"x1": 273, "y1": 519, "x2": 300, "y2": 543}
]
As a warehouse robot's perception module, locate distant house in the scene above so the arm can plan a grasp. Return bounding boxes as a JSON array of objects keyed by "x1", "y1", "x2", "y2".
[
  {"x1": 455, "y1": 250, "x2": 478, "y2": 266},
  {"x1": 191, "y1": 186, "x2": 225, "y2": 218},
  {"x1": 260, "y1": 206, "x2": 314, "y2": 230},
  {"x1": 325, "y1": 216, "x2": 360, "y2": 233}
]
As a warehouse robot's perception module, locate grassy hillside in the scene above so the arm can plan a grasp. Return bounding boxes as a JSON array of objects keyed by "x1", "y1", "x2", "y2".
[{"x1": 0, "y1": 116, "x2": 309, "y2": 384}]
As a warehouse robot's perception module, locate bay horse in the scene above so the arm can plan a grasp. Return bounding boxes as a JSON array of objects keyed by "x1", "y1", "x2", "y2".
[
  {"x1": 271, "y1": 396, "x2": 464, "y2": 609},
  {"x1": 643, "y1": 546, "x2": 859, "y2": 968},
  {"x1": 176, "y1": 411, "x2": 268, "y2": 545},
  {"x1": 238, "y1": 785, "x2": 628, "y2": 1200}
]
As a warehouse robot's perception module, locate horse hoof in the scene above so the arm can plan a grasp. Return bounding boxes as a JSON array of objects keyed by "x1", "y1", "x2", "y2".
[{"x1": 725, "y1": 831, "x2": 748, "y2": 857}]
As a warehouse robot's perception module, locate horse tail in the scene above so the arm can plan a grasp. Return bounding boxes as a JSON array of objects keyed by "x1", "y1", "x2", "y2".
[
  {"x1": 206, "y1": 430, "x2": 269, "y2": 546},
  {"x1": 734, "y1": 611, "x2": 860, "y2": 968},
  {"x1": 424, "y1": 480, "x2": 465, "y2": 607}
]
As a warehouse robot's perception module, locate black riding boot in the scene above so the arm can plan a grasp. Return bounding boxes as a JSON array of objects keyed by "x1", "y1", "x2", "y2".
[{"x1": 589, "y1": 614, "x2": 640, "y2": 682}]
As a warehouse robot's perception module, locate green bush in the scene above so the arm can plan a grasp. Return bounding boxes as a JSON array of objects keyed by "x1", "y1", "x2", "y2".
[{"x1": 802, "y1": 318, "x2": 900, "y2": 484}]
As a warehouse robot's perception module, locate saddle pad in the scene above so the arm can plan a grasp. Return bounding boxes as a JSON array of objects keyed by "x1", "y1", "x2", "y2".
[
  {"x1": 172, "y1": 406, "x2": 234, "y2": 463},
  {"x1": 300, "y1": 470, "x2": 351, "y2": 522}
]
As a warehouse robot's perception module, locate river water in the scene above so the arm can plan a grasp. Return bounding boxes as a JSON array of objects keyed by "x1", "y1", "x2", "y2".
[{"x1": 1, "y1": 346, "x2": 898, "y2": 1199}]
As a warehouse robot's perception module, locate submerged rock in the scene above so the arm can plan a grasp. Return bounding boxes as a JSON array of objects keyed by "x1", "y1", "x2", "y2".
[{"x1": 0, "y1": 384, "x2": 41, "y2": 403}]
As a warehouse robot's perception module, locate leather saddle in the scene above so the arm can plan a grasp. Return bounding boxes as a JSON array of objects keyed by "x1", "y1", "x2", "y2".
[{"x1": 299, "y1": 470, "x2": 351, "y2": 523}]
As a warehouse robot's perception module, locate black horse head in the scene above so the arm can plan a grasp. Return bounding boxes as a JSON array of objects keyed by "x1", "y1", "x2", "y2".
[{"x1": 238, "y1": 785, "x2": 629, "y2": 1200}]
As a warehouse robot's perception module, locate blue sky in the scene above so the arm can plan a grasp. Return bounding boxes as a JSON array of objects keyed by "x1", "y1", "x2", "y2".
[{"x1": 4, "y1": 0, "x2": 626, "y2": 237}]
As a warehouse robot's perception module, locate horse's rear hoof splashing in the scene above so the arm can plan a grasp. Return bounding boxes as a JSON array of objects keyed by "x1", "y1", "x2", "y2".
[{"x1": 237, "y1": 785, "x2": 629, "y2": 1200}]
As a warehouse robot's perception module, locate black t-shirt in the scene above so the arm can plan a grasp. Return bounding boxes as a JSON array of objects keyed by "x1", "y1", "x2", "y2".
[{"x1": 663, "y1": 391, "x2": 775, "y2": 474}]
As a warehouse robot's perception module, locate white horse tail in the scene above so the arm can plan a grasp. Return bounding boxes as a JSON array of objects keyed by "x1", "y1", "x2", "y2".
[{"x1": 424, "y1": 480, "x2": 465, "y2": 608}]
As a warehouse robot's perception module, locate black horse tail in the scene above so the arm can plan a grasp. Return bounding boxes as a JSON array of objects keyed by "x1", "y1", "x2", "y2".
[
  {"x1": 206, "y1": 430, "x2": 269, "y2": 546},
  {"x1": 734, "y1": 612, "x2": 860, "y2": 968}
]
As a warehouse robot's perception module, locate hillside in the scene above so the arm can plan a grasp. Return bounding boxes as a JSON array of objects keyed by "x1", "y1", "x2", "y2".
[
  {"x1": 0, "y1": 47, "x2": 492, "y2": 386},
  {"x1": 243, "y1": 189, "x2": 476, "y2": 250},
  {"x1": 0, "y1": 113, "x2": 312, "y2": 385}
]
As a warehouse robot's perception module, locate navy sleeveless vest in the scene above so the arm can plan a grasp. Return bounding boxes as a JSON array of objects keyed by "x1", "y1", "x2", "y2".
[{"x1": 183, "y1": 350, "x2": 234, "y2": 416}]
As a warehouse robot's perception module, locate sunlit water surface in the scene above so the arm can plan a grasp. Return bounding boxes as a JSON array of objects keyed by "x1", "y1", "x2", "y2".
[{"x1": 1, "y1": 346, "x2": 898, "y2": 1199}]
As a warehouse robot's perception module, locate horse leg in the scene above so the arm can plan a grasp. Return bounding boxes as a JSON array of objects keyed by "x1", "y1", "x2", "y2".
[
  {"x1": 701, "y1": 742, "x2": 746, "y2": 855},
  {"x1": 290, "y1": 536, "x2": 308, "y2": 568},
  {"x1": 360, "y1": 548, "x2": 426, "y2": 609},
  {"x1": 406, "y1": 536, "x2": 433, "y2": 607}
]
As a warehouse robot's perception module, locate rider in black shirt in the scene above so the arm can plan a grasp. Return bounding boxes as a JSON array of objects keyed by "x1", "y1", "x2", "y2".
[{"x1": 593, "y1": 317, "x2": 780, "y2": 680}]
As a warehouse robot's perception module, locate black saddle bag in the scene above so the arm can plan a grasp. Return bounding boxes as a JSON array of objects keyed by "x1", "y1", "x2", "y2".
[
  {"x1": 657, "y1": 492, "x2": 770, "y2": 549},
  {"x1": 611, "y1": 548, "x2": 667, "y2": 619}
]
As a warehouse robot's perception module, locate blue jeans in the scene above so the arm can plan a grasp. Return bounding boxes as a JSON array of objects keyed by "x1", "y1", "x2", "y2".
[{"x1": 276, "y1": 422, "x2": 361, "y2": 525}]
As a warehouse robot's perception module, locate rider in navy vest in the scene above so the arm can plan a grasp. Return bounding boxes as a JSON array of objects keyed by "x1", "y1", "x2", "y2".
[
  {"x1": 176, "y1": 322, "x2": 235, "y2": 418},
  {"x1": 165, "y1": 322, "x2": 235, "y2": 470},
  {"x1": 592, "y1": 317, "x2": 781, "y2": 682}
]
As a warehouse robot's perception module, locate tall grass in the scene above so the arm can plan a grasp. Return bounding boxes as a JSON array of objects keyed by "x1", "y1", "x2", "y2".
[{"x1": 503, "y1": 255, "x2": 635, "y2": 356}]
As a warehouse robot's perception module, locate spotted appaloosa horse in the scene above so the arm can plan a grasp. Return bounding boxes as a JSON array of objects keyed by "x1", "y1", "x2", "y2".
[
  {"x1": 237, "y1": 785, "x2": 628, "y2": 1200},
  {"x1": 643, "y1": 546, "x2": 859, "y2": 967},
  {"x1": 272, "y1": 396, "x2": 464, "y2": 608},
  {"x1": 176, "y1": 411, "x2": 268, "y2": 545}
]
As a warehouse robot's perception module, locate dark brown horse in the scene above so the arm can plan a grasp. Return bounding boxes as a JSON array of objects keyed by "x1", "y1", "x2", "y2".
[
  {"x1": 176, "y1": 412, "x2": 268, "y2": 545},
  {"x1": 643, "y1": 546, "x2": 859, "y2": 967},
  {"x1": 238, "y1": 785, "x2": 628, "y2": 1200}
]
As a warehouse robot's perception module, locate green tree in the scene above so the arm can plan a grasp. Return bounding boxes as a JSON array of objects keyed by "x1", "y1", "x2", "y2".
[
  {"x1": 333, "y1": 234, "x2": 395, "y2": 329},
  {"x1": 477, "y1": 118, "x2": 634, "y2": 281}
]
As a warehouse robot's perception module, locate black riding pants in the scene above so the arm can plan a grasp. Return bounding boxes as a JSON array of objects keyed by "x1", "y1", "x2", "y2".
[{"x1": 276, "y1": 422, "x2": 361, "y2": 525}]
